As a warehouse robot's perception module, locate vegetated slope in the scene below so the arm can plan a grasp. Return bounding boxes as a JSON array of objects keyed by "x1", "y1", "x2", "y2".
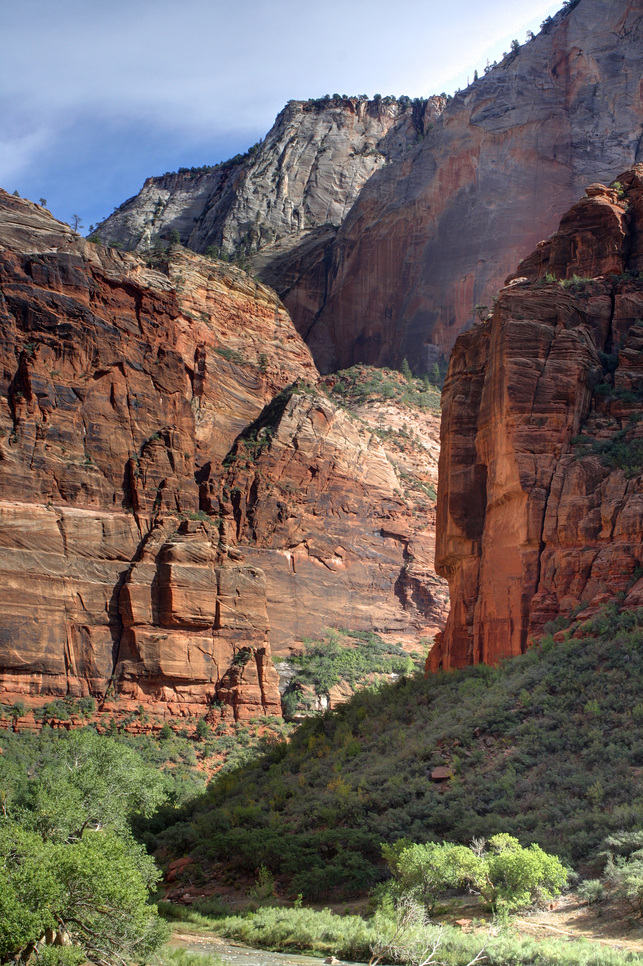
[
  {"x1": 0, "y1": 191, "x2": 446, "y2": 717},
  {"x1": 149, "y1": 605, "x2": 643, "y2": 899},
  {"x1": 432, "y1": 167, "x2": 643, "y2": 672}
]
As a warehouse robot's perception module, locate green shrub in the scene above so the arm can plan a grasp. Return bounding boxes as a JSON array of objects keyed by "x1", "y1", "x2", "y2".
[
  {"x1": 577, "y1": 879, "x2": 605, "y2": 905},
  {"x1": 151, "y1": 606, "x2": 643, "y2": 899}
]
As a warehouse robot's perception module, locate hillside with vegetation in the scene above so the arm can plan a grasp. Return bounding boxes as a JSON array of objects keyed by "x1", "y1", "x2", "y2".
[{"x1": 146, "y1": 605, "x2": 643, "y2": 901}]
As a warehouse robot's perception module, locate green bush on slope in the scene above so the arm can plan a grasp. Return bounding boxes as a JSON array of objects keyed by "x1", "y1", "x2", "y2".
[{"x1": 149, "y1": 606, "x2": 643, "y2": 898}]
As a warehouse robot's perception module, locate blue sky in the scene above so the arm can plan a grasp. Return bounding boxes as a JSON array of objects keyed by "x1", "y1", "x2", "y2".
[{"x1": 2, "y1": 0, "x2": 562, "y2": 231}]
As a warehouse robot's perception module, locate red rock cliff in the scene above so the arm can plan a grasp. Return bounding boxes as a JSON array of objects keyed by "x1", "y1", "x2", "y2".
[
  {"x1": 295, "y1": 0, "x2": 643, "y2": 372},
  {"x1": 430, "y1": 166, "x2": 643, "y2": 671},
  {"x1": 0, "y1": 191, "x2": 314, "y2": 715},
  {"x1": 0, "y1": 193, "x2": 447, "y2": 713}
]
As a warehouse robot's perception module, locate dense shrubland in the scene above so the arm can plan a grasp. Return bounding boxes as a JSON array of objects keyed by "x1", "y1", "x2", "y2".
[{"x1": 147, "y1": 606, "x2": 643, "y2": 899}]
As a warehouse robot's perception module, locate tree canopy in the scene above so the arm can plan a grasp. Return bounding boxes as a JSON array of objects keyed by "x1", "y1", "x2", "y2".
[{"x1": 0, "y1": 729, "x2": 169, "y2": 965}]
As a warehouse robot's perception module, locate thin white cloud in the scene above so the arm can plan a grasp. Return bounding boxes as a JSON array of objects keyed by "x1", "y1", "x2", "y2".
[
  {"x1": 3, "y1": 0, "x2": 563, "y2": 134},
  {"x1": 0, "y1": 0, "x2": 562, "y2": 223},
  {"x1": 0, "y1": 127, "x2": 51, "y2": 186}
]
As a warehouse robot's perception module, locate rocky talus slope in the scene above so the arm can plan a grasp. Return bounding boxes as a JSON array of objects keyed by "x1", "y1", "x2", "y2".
[
  {"x1": 430, "y1": 167, "x2": 643, "y2": 671},
  {"x1": 0, "y1": 192, "x2": 446, "y2": 716}
]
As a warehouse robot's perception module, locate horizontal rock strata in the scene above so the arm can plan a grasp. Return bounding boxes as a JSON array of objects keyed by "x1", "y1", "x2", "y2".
[{"x1": 0, "y1": 192, "x2": 447, "y2": 714}]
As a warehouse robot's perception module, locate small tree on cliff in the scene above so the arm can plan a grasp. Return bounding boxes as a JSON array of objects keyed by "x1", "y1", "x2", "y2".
[{"x1": 400, "y1": 358, "x2": 413, "y2": 383}]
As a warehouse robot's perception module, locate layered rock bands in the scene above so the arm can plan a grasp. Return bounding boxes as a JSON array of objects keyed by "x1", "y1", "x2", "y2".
[
  {"x1": 0, "y1": 192, "x2": 447, "y2": 715},
  {"x1": 98, "y1": 0, "x2": 643, "y2": 374},
  {"x1": 431, "y1": 167, "x2": 643, "y2": 671}
]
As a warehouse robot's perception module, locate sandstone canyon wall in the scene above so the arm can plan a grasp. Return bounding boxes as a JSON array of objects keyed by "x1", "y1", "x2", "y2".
[
  {"x1": 430, "y1": 167, "x2": 643, "y2": 671},
  {"x1": 307, "y1": 0, "x2": 643, "y2": 372},
  {"x1": 97, "y1": 95, "x2": 443, "y2": 275},
  {"x1": 0, "y1": 192, "x2": 446, "y2": 715},
  {"x1": 97, "y1": 0, "x2": 643, "y2": 375}
]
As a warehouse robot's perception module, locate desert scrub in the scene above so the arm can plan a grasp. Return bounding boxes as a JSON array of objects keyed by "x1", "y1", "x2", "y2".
[
  {"x1": 151, "y1": 606, "x2": 643, "y2": 899},
  {"x1": 326, "y1": 365, "x2": 441, "y2": 413},
  {"x1": 282, "y1": 628, "x2": 422, "y2": 711}
]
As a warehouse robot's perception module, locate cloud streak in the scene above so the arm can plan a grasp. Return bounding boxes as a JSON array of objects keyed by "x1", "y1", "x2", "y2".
[{"x1": 1, "y1": 0, "x2": 562, "y2": 225}]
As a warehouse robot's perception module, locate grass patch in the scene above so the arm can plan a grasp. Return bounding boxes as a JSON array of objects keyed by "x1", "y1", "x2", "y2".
[
  {"x1": 161, "y1": 905, "x2": 643, "y2": 966},
  {"x1": 156, "y1": 948, "x2": 224, "y2": 966}
]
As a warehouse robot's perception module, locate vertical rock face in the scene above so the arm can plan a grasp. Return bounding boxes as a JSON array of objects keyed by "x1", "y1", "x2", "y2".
[
  {"x1": 209, "y1": 386, "x2": 448, "y2": 647},
  {"x1": 0, "y1": 192, "x2": 447, "y2": 713},
  {"x1": 0, "y1": 191, "x2": 315, "y2": 715},
  {"x1": 97, "y1": 96, "x2": 444, "y2": 263},
  {"x1": 431, "y1": 167, "x2": 643, "y2": 671},
  {"x1": 97, "y1": 0, "x2": 643, "y2": 375},
  {"x1": 308, "y1": 0, "x2": 643, "y2": 372}
]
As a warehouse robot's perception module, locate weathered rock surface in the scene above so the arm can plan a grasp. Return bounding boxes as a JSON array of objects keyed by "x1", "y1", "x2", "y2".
[
  {"x1": 206, "y1": 385, "x2": 448, "y2": 648},
  {"x1": 430, "y1": 167, "x2": 643, "y2": 671},
  {"x1": 100, "y1": 0, "x2": 643, "y2": 375},
  {"x1": 306, "y1": 0, "x2": 643, "y2": 372},
  {"x1": 0, "y1": 192, "x2": 447, "y2": 712},
  {"x1": 97, "y1": 95, "x2": 444, "y2": 273},
  {"x1": 0, "y1": 190, "x2": 314, "y2": 714}
]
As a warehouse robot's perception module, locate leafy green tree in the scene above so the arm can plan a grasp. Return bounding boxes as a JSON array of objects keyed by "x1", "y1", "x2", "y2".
[
  {"x1": 400, "y1": 358, "x2": 413, "y2": 383},
  {"x1": 7, "y1": 729, "x2": 166, "y2": 843},
  {"x1": 0, "y1": 731, "x2": 170, "y2": 963},
  {"x1": 0, "y1": 823, "x2": 56, "y2": 959},
  {"x1": 390, "y1": 842, "x2": 484, "y2": 913},
  {"x1": 0, "y1": 820, "x2": 167, "y2": 963},
  {"x1": 386, "y1": 835, "x2": 566, "y2": 915},
  {"x1": 480, "y1": 834, "x2": 567, "y2": 912}
]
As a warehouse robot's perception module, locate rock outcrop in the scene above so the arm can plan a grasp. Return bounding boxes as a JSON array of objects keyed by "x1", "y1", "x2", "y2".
[
  {"x1": 430, "y1": 167, "x2": 643, "y2": 671},
  {"x1": 0, "y1": 192, "x2": 447, "y2": 713},
  {"x1": 97, "y1": 0, "x2": 643, "y2": 375},
  {"x1": 209, "y1": 384, "x2": 447, "y2": 647},
  {"x1": 0, "y1": 191, "x2": 313, "y2": 714},
  {"x1": 305, "y1": 0, "x2": 643, "y2": 371},
  {"x1": 97, "y1": 95, "x2": 443, "y2": 273}
]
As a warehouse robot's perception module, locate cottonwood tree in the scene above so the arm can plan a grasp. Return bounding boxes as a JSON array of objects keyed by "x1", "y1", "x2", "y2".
[{"x1": 0, "y1": 730, "x2": 169, "y2": 964}]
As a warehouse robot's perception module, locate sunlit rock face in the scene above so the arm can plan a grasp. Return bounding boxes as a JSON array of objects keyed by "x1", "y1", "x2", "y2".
[
  {"x1": 0, "y1": 190, "x2": 314, "y2": 716},
  {"x1": 0, "y1": 192, "x2": 447, "y2": 715},
  {"x1": 430, "y1": 167, "x2": 643, "y2": 672},
  {"x1": 96, "y1": 94, "x2": 444, "y2": 271},
  {"x1": 99, "y1": 1, "x2": 643, "y2": 376},
  {"x1": 304, "y1": 0, "x2": 643, "y2": 372}
]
